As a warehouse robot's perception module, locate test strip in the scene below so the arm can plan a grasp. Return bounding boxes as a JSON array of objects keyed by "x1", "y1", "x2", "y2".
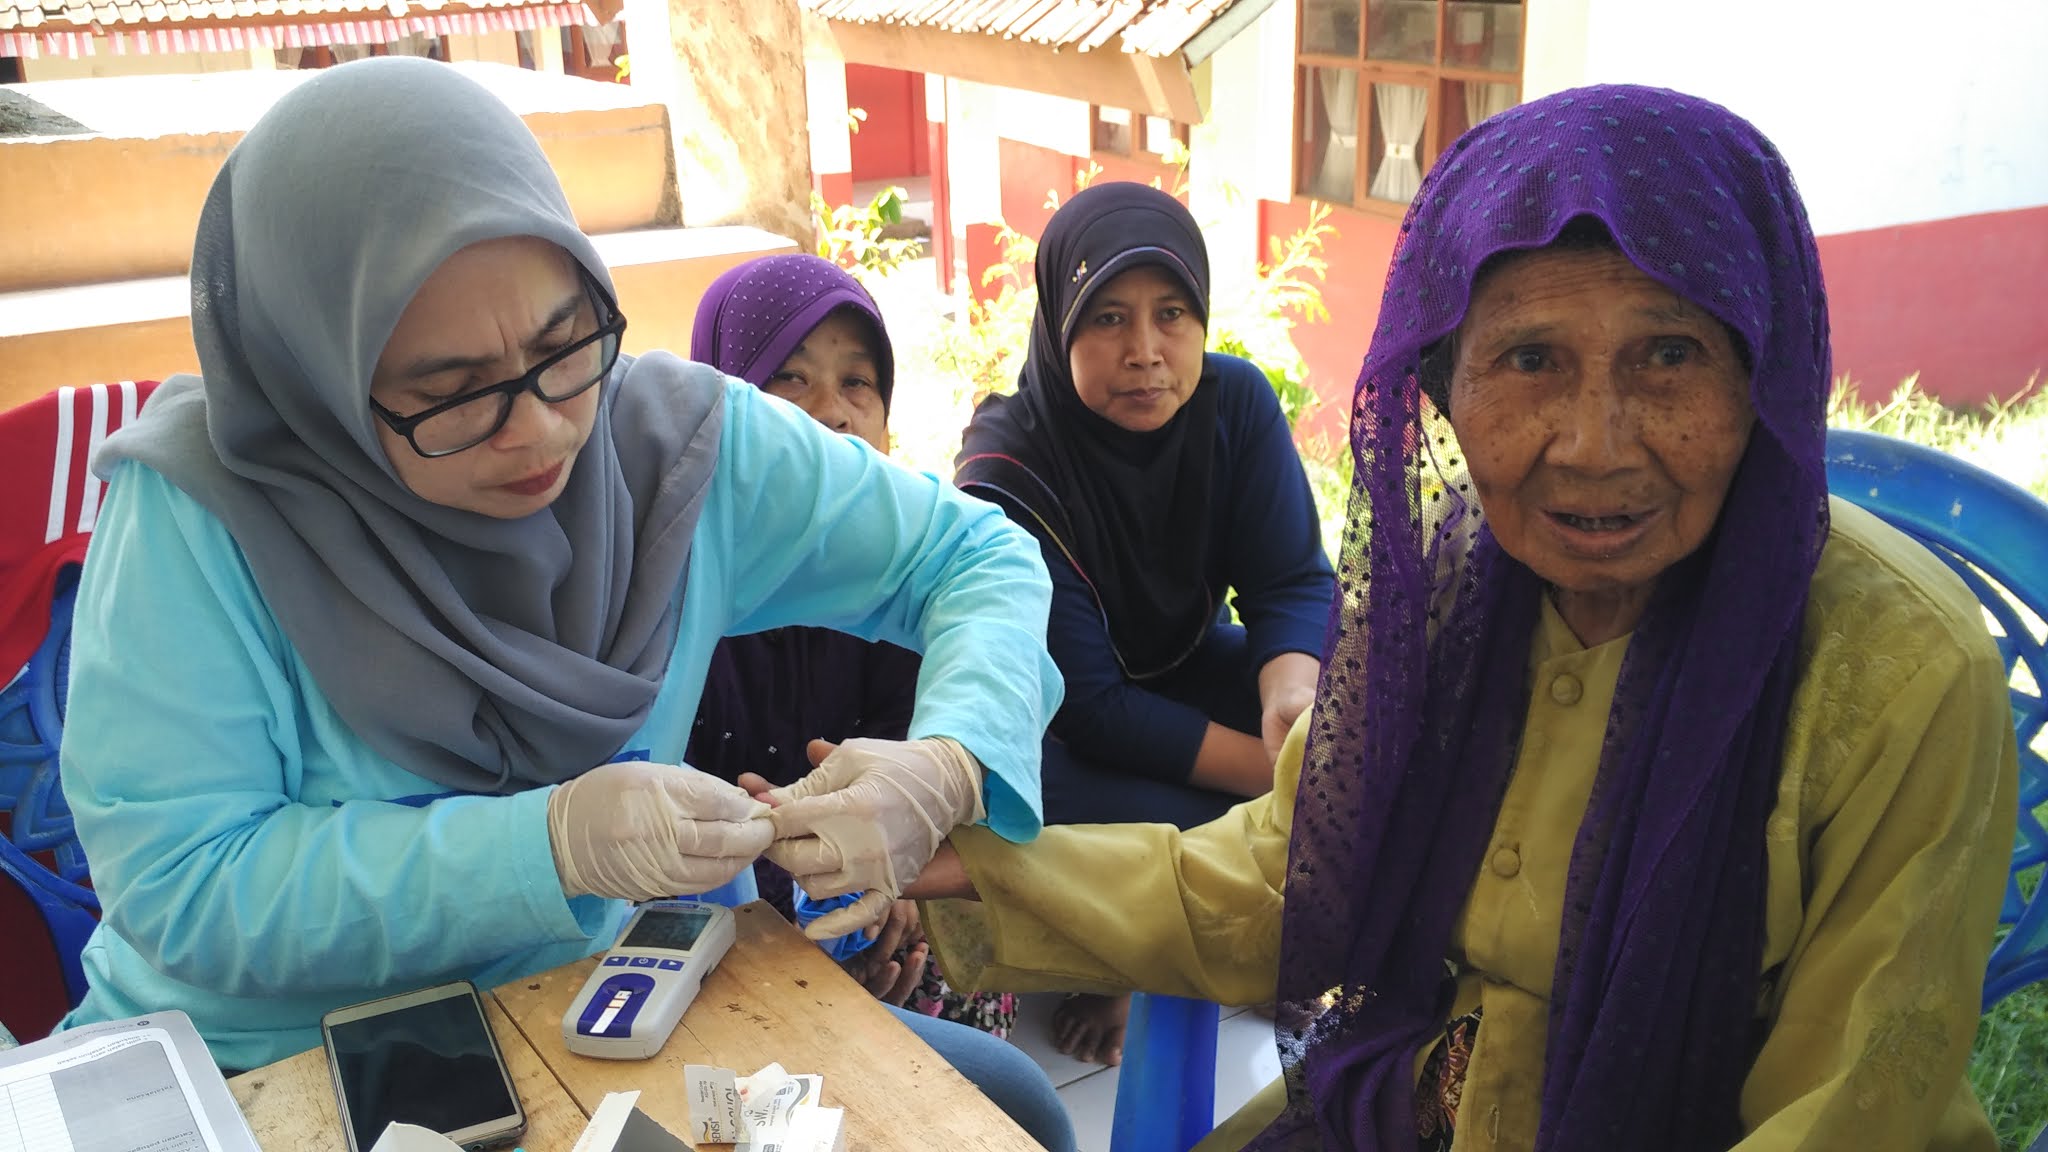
[{"x1": 591, "y1": 989, "x2": 632, "y2": 1035}]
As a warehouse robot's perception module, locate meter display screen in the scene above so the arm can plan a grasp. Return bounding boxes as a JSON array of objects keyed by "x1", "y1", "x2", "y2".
[{"x1": 621, "y1": 906, "x2": 714, "y2": 952}]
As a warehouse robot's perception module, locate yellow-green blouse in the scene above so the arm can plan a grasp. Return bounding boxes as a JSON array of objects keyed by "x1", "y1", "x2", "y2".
[{"x1": 926, "y1": 497, "x2": 2019, "y2": 1151}]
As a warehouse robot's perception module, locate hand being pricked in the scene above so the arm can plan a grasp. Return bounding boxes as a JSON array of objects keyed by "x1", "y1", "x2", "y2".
[
  {"x1": 735, "y1": 738, "x2": 847, "y2": 803},
  {"x1": 744, "y1": 736, "x2": 986, "y2": 941},
  {"x1": 841, "y1": 899, "x2": 930, "y2": 1006}
]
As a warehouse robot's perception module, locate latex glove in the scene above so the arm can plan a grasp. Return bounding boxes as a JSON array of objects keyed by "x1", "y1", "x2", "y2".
[
  {"x1": 547, "y1": 759, "x2": 773, "y2": 902},
  {"x1": 760, "y1": 737, "x2": 984, "y2": 939}
]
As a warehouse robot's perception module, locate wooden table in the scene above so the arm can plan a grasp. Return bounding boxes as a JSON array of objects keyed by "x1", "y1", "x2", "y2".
[{"x1": 228, "y1": 902, "x2": 1041, "y2": 1152}]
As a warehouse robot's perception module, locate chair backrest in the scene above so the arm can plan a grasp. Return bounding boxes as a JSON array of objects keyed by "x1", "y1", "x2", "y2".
[
  {"x1": 0, "y1": 574, "x2": 98, "y2": 1030},
  {"x1": 1, "y1": 381, "x2": 157, "y2": 679},
  {"x1": 0, "y1": 380, "x2": 155, "y2": 1039},
  {"x1": 1110, "y1": 993, "x2": 1219, "y2": 1152},
  {"x1": 1825, "y1": 428, "x2": 2048, "y2": 1009}
]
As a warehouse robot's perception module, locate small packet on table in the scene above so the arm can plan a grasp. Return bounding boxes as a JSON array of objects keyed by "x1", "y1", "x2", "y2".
[
  {"x1": 686, "y1": 1062, "x2": 844, "y2": 1152},
  {"x1": 685, "y1": 1064, "x2": 744, "y2": 1143}
]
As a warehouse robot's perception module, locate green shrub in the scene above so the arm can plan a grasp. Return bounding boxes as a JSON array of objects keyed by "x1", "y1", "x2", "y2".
[{"x1": 813, "y1": 184, "x2": 922, "y2": 282}]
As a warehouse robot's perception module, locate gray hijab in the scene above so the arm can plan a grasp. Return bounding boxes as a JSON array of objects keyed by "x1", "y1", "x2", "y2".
[{"x1": 95, "y1": 58, "x2": 724, "y2": 794}]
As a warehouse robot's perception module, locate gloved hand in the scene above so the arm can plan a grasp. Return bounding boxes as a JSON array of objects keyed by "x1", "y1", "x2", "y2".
[
  {"x1": 759, "y1": 737, "x2": 985, "y2": 939},
  {"x1": 547, "y1": 759, "x2": 774, "y2": 902}
]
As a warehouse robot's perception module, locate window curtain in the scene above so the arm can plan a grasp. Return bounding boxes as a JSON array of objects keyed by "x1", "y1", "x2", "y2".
[
  {"x1": 582, "y1": 21, "x2": 622, "y2": 65},
  {"x1": 1315, "y1": 67, "x2": 1359, "y2": 201},
  {"x1": 386, "y1": 32, "x2": 434, "y2": 57},
  {"x1": 1368, "y1": 82, "x2": 1428, "y2": 204},
  {"x1": 1463, "y1": 81, "x2": 1517, "y2": 131}
]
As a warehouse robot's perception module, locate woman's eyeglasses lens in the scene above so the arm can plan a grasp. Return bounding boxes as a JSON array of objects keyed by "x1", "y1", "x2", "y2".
[{"x1": 407, "y1": 308, "x2": 620, "y2": 458}]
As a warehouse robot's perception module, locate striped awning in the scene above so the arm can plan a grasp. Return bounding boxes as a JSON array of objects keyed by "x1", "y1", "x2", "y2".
[
  {"x1": 0, "y1": 1, "x2": 595, "y2": 57},
  {"x1": 804, "y1": 0, "x2": 1247, "y2": 57}
]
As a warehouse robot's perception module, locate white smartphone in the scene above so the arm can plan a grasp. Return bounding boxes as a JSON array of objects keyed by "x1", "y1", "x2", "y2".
[{"x1": 321, "y1": 980, "x2": 526, "y2": 1152}]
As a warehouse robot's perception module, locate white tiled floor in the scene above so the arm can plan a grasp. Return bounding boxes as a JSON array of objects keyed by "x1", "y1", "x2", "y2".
[{"x1": 1005, "y1": 993, "x2": 1283, "y2": 1152}]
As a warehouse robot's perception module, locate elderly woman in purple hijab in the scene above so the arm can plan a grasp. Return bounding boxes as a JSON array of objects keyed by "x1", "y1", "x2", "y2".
[
  {"x1": 687, "y1": 254, "x2": 1074, "y2": 1152},
  {"x1": 905, "y1": 85, "x2": 2019, "y2": 1151}
]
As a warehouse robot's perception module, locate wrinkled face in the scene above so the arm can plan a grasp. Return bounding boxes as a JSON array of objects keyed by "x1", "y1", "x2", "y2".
[
  {"x1": 1447, "y1": 245, "x2": 1755, "y2": 604},
  {"x1": 763, "y1": 309, "x2": 889, "y2": 454},
  {"x1": 369, "y1": 236, "x2": 603, "y2": 518},
  {"x1": 1066, "y1": 264, "x2": 1205, "y2": 433}
]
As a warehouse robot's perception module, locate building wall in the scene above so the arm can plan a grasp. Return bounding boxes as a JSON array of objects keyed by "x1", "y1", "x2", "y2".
[
  {"x1": 1815, "y1": 205, "x2": 2048, "y2": 406},
  {"x1": 1252, "y1": 0, "x2": 2048, "y2": 415},
  {"x1": 20, "y1": 45, "x2": 260, "y2": 81},
  {"x1": 1, "y1": 231, "x2": 795, "y2": 411},
  {"x1": 1189, "y1": 0, "x2": 1295, "y2": 297},
  {"x1": 626, "y1": 0, "x2": 817, "y2": 243},
  {"x1": 805, "y1": 56, "x2": 855, "y2": 207},
  {"x1": 845, "y1": 62, "x2": 926, "y2": 181},
  {"x1": 998, "y1": 135, "x2": 1079, "y2": 243},
  {"x1": 944, "y1": 80, "x2": 1197, "y2": 302},
  {"x1": 0, "y1": 83, "x2": 675, "y2": 292},
  {"x1": 0, "y1": 63, "x2": 720, "y2": 407},
  {"x1": 1528, "y1": 0, "x2": 2048, "y2": 401},
  {"x1": 1259, "y1": 196, "x2": 1400, "y2": 447},
  {"x1": 445, "y1": 31, "x2": 521, "y2": 68},
  {"x1": 991, "y1": 84, "x2": 1091, "y2": 159},
  {"x1": 924, "y1": 70, "x2": 955, "y2": 294},
  {"x1": 1566, "y1": 0, "x2": 2048, "y2": 238}
]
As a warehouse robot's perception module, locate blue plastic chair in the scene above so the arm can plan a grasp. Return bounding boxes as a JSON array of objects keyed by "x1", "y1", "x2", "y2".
[
  {"x1": 1108, "y1": 429, "x2": 2048, "y2": 1152},
  {"x1": 0, "y1": 572, "x2": 99, "y2": 1009},
  {"x1": 1110, "y1": 994, "x2": 1219, "y2": 1152},
  {"x1": 1825, "y1": 428, "x2": 2048, "y2": 1009}
]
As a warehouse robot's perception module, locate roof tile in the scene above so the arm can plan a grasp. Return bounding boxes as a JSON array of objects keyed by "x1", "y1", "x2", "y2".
[
  {"x1": 804, "y1": 0, "x2": 1243, "y2": 57},
  {"x1": 17, "y1": 0, "x2": 567, "y2": 30}
]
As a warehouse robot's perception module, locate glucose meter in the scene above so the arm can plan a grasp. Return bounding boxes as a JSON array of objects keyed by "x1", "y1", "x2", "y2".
[{"x1": 562, "y1": 900, "x2": 736, "y2": 1059}]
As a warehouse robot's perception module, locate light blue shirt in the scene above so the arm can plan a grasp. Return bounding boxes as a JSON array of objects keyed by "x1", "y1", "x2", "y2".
[{"x1": 57, "y1": 378, "x2": 1060, "y2": 1071}]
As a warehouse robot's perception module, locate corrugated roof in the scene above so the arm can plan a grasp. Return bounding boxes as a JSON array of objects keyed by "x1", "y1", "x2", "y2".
[
  {"x1": 804, "y1": 0, "x2": 1247, "y2": 57},
  {"x1": 2, "y1": 0, "x2": 564, "y2": 33}
]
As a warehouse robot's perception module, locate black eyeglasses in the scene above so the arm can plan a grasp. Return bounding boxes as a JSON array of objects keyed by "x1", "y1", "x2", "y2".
[{"x1": 373, "y1": 272, "x2": 628, "y2": 458}]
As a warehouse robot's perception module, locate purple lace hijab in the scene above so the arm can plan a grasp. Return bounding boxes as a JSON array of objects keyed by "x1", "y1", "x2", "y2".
[
  {"x1": 1256, "y1": 86, "x2": 1832, "y2": 1151},
  {"x1": 689, "y1": 253, "x2": 896, "y2": 409}
]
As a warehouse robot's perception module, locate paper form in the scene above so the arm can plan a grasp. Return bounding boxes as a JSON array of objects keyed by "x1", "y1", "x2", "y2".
[{"x1": 0, "y1": 1028, "x2": 230, "y2": 1152}]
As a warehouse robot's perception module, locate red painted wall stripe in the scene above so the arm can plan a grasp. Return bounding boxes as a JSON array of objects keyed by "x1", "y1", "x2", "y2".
[
  {"x1": 1818, "y1": 204, "x2": 2048, "y2": 407},
  {"x1": 1261, "y1": 198, "x2": 2048, "y2": 437}
]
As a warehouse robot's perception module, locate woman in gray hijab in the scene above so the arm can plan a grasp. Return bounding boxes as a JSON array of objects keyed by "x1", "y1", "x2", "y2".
[{"x1": 54, "y1": 58, "x2": 1061, "y2": 1073}]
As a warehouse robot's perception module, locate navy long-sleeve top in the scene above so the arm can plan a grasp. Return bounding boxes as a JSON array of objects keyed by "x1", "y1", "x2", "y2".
[{"x1": 990, "y1": 354, "x2": 1336, "y2": 783}]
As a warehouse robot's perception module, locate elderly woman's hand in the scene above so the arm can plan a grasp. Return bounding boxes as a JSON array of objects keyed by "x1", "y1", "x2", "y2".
[
  {"x1": 842, "y1": 900, "x2": 930, "y2": 1006},
  {"x1": 1259, "y1": 653, "x2": 1322, "y2": 764},
  {"x1": 745, "y1": 737, "x2": 986, "y2": 939}
]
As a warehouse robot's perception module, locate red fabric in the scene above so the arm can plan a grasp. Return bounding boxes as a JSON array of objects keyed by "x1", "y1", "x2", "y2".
[
  {"x1": 0, "y1": 842, "x2": 71, "y2": 1043},
  {"x1": 1, "y1": 380, "x2": 157, "y2": 1040},
  {"x1": 0, "y1": 381, "x2": 158, "y2": 680}
]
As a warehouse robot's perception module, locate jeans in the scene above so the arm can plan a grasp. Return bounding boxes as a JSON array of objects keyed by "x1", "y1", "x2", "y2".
[{"x1": 886, "y1": 1003, "x2": 1076, "y2": 1152}]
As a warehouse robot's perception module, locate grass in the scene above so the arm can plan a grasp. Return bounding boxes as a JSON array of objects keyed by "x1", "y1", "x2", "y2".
[
  {"x1": 1829, "y1": 375, "x2": 2048, "y2": 503},
  {"x1": 1977, "y1": 920, "x2": 2048, "y2": 1150}
]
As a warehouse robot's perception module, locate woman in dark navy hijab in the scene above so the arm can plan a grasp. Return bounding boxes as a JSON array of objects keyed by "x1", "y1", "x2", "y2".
[{"x1": 957, "y1": 183, "x2": 1336, "y2": 1062}]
